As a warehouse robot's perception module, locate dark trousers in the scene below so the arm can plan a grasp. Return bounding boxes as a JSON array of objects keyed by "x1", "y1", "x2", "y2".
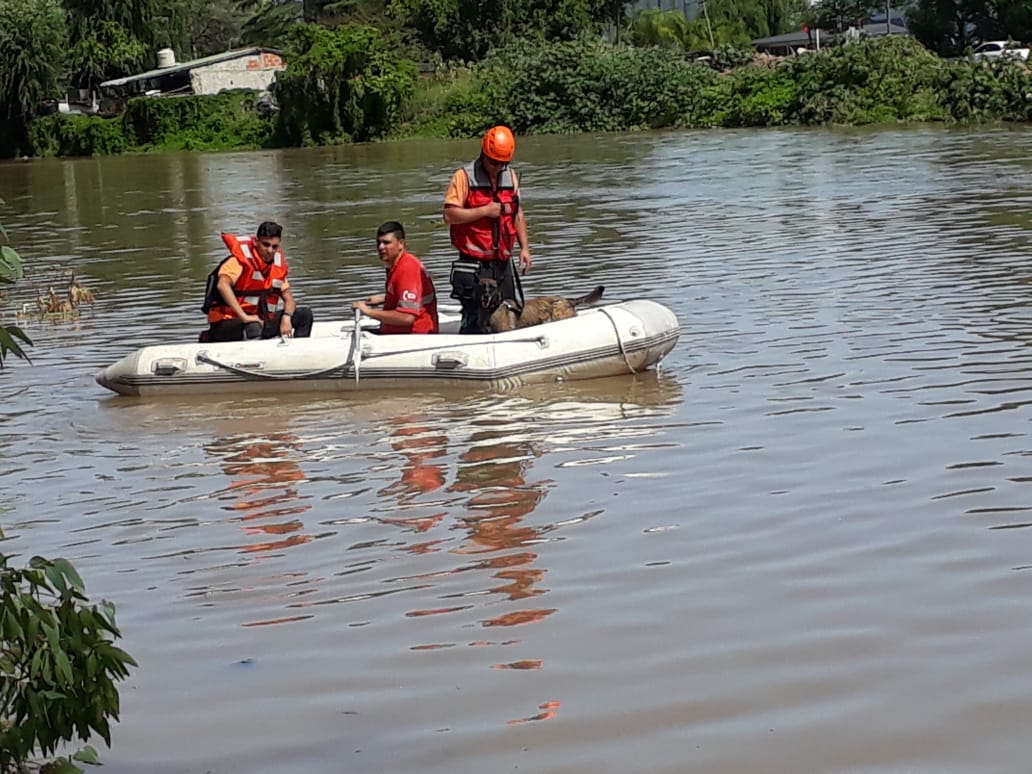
[
  {"x1": 449, "y1": 256, "x2": 518, "y2": 334},
  {"x1": 207, "y1": 307, "x2": 313, "y2": 342}
]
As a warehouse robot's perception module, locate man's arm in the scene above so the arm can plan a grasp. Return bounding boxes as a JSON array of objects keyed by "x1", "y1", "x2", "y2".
[
  {"x1": 443, "y1": 168, "x2": 502, "y2": 224},
  {"x1": 515, "y1": 210, "x2": 531, "y2": 273},
  {"x1": 217, "y1": 274, "x2": 261, "y2": 323},
  {"x1": 444, "y1": 202, "x2": 502, "y2": 225},
  {"x1": 279, "y1": 288, "x2": 298, "y2": 335},
  {"x1": 352, "y1": 302, "x2": 414, "y2": 330}
]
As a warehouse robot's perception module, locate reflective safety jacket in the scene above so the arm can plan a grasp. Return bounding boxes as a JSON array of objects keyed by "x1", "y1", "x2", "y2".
[
  {"x1": 207, "y1": 233, "x2": 288, "y2": 324},
  {"x1": 449, "y1": 159, "x2": 519, "y2": 262}
]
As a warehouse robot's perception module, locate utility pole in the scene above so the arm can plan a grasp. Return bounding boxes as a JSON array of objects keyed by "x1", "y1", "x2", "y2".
[{"x1": 701, "y1": 0, "x2": 715, "y2": 49}]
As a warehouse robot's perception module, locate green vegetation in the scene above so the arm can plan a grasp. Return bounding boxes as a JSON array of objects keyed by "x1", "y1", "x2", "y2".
[
  {"x1": 3, "y1": 0, "x2": 1032, "y2": 157},
  {"x1": 404, "y1": 35, "x2": 1032, "y2": 134},
  {"x1": 16, "y1": 34, "x2": 1032, "y2": 158},
  {"x1": 0, "y1": 213, "x2": 31, "y2": 365},
  {"x1": 273, "y1": 23, "x2": 417, "y2": 145},
  {"x1": 27, "y1": 91, "x2": 272, "y2": 156},
  {"x1": 0, "y1": 554, "x2": 137, "y2": 773}
]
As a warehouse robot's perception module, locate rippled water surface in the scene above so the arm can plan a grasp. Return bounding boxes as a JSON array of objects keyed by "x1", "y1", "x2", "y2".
[{"x1": 5, "y1": 126, "x2": 1032, "y2": 772}]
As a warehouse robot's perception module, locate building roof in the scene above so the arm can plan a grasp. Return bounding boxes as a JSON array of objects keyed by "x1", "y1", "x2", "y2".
[
  {"x1": 752, "y1": 22, "x2": 908, "y2": 49},
  {"x1": 752, "y1": 30, "x2": 827, "y2": 48},
  {"x1": 860, "y1": 21, "x2": 910, "y2": 36},
  {"x1": 99, "y1": 47, "x2": 283, "y2": 88}
]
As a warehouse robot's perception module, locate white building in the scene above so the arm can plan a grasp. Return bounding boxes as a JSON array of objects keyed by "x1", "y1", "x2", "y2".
[{"x1": 99, "y1": 47, "x2": 286, "y2": 112}]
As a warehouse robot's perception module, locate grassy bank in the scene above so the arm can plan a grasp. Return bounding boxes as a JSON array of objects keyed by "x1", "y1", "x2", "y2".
[{"x1": 24, "y1": 37, "x2": 1032, "y2": 158}]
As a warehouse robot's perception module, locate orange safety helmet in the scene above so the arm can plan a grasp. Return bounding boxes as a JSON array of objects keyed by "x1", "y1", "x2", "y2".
[{"x1": 481, "y1": 126, "x2": 516, "y2": 163}]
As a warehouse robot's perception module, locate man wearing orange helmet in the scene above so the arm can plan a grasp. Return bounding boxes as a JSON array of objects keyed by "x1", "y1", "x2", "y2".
[{"x1": 443, "y1": 125, "x2": 532, "y2": 334}]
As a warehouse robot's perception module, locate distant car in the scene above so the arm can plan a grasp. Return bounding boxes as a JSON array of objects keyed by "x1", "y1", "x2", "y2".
[{"x1": 972, "y1": 41, "x2": 1031, "y2": 61}]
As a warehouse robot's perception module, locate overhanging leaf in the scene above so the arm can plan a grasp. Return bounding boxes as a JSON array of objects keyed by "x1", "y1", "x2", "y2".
[
  {"x1": 0, "y1": 324, "x2": 33, "y2": 366},
  {"x1": 73, "y1": 745, "x2": 101, "y2": 765},
  {"x1": 0, "y1": 245, "x2": 23, "y2": 283},
  {"x1": 51, "y1": 558, "x2": 85, "y2": 594}
]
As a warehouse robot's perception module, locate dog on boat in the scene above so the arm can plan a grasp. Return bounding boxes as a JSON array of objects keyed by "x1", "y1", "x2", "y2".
[{"x1": 486, "y1": 283, "x2": 605, "y2": 333}]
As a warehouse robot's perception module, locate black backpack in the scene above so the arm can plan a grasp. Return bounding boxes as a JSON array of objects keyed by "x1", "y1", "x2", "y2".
[{"x1": 200, "y1": 256, "x2": 232, "y2": 314}]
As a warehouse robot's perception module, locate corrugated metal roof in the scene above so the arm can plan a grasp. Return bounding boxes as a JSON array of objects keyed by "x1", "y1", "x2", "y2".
[{"x1": 99, "y1": 47, "x2": 283, "y2": 88}]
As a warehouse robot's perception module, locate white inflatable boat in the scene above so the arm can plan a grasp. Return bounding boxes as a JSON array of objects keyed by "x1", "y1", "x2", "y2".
[{"x1": 95, "y1": 300, "x2": 680, "y2": 397}]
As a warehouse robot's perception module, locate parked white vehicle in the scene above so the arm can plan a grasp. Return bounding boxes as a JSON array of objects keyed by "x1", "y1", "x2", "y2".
[{"x1": 972, "y1": 40, "x2": 1031, "y2": 61}]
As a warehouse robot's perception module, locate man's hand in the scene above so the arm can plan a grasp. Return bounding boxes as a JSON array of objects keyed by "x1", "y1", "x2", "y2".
[{"x1": 518, "y1": 248, "x2": 532, "y2": 275}]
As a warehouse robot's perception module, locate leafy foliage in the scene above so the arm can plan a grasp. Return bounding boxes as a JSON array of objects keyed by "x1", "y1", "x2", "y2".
[
  {"x1": 22, "y1": 92, "x2": 275, "y2": 156},
  {"x1": 809, "y1": 0, "x2": 883, "y2": 33},
  {"x1": 390, "y1": 0, "x2": 621, "y2": 61},
  {"x1": 628, "y1": 9, "x2": 712, "y2": 50},
  {"x1": 273, "y1": 23, "x2": 417, "y2": 145},
  {"x1": 440, "y1": 37, "x2": 719, "y2": 135},
  {"x1": 123, "y1": 91, "x2": 274, "y2": 150},
  {"x1": 0, "y1": 0, "x2": 67, "y2": 123},
  {"x1": 0, "y1": 554, "x2": 137, "y2": 771},
  {"x1": 935, "y1": 56, "x2": 1032, "y2": 121},
  {"x1": 62, "y1": 0, "x2": 157, "y2": 88},
  {"x1": 0, "y1": 206, "x2": 31, "y2": 366},
  {"x1": 66, "y1": 20, "x2": 148, "y2": 91},
  {"x1": 783, "y1": 36, "x2": 947, "y2": 124},
  {"x1": 27, "y1": 114, "x2": 129, "y2": 157},
  {"x1": 709, "y1": 0, "x2": 809, "y2": 41}
]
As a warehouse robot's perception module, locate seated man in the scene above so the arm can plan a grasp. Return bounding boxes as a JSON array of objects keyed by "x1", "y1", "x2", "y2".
[
  {"x1": 204, "y1": 221, "x2": 313, "y2": 342},
  {"x1": 352, "y1": 221, "x2": 439, "y2": 334}
]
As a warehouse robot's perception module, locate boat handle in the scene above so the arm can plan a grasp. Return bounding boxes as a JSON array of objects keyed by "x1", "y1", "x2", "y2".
[
  {"x1": 152, "y1": 357, "x2": 186, "y2": 376},
  {"x1": 433, "y1": 352, "x2": 468, "y2": 369}
]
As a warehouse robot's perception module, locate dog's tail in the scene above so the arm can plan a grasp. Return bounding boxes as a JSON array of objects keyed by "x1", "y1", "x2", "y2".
[{"x1": 570, "y1": 285, "x2": 605, "y2": 307}]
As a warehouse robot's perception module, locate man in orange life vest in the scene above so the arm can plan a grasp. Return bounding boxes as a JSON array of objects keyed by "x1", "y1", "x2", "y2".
[
  {"x1": 444, "y1": 126, "x2": 532, "y2": 334},
  {"x1": 205, "y1": 221, "x2": 314, "y2": 342},
  {"x1": 351, "y1": 221, "x2": 439, "y2": 334}
]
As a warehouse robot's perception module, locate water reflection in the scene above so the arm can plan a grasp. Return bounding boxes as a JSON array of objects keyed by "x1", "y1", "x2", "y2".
[
  {"x1": 376, "y1": 414, "x2": 448, "y2": 550},
  {"x1": 205, "y1": 431, "x2": 313, "y2": 555},
  {"x1": 450, "y1": 423, "x2": 554, "y2": 629}
]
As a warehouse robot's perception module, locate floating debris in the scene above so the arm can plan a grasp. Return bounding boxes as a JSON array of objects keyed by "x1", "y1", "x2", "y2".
[{"x1": 13, "y1": 270, "x2": 97, "y2": 322}]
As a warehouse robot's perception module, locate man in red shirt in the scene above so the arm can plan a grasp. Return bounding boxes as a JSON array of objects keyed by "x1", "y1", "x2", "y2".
[{"x1": 352, "y1": 221, "x2": 439, "y2": 334}]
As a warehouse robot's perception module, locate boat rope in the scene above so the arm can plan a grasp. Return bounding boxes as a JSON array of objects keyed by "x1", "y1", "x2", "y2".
[
  {"x1": 196, "y1": 351, "x2": 352, "y2": 380},
  {"x1": 359, "y1": 334, "x2": 546, "y2": 360},
  {"x1": 195, "y1": 334, "x2": 548, "y2": 380},
  {"x1": 598, "y1": 308, "x2": 637, "y2": 374}
]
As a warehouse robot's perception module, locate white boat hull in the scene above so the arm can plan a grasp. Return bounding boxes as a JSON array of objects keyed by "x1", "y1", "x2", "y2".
[{"x1": 95, "y1": 300, "x2": 680, "y2": 397}]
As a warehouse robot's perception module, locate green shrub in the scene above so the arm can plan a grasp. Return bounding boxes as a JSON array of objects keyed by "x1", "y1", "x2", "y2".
[
  {"x1": 784, "y1": 36, "x2": 949, "y2": 124},
  {"x1": 442, "y1": 37, "x2": 719, "y2": 136},
  {"x1": 274, "y1": 23, "x2": 418, "y2": 146},
  {"x1": 0, "y1": 553, "x2": 137, "y2": 771},
  {"x1": 936, "y1": 58, "x2": 1032, "y2": 122},
  {"x1": 27, "y1": 114, "x2": 129, "y2": 158},
  {"x1": 707, "y1": 64, "x2": 798, "y2": 126},
  {"x1": 0, "y1": 207, "x2": 31, "y2": 365},
  {"x1": 123, "y1": 91, "x2": 274, "y2": 151}
]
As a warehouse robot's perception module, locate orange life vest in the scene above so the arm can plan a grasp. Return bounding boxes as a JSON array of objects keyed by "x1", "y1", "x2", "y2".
[
  {"x1": 207, "y1": 233, "x2": 288, "y2": 323},
  {"x1": 449, "y1": 160, "x2": 519, "y2": 262}
]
